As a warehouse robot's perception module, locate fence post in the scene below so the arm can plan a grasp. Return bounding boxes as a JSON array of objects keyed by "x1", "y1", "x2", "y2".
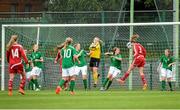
[{"x1": 101, "y1": 11, "x2": 105, "y2": 86}]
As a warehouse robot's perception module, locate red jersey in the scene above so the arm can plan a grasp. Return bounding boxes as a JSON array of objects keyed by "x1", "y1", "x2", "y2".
[
  {"x1": 55, "y1": 51, "x2": 62, "y2": 65},
  {"x1": 6, "y1": 44, "x2": 28, "y2": 68},
  {"x1": 133, "y1": 43, "x2": 146, "y2": 58},
  {"x1": 55, "y1": 51, "x2": 62, "y2": 74}
]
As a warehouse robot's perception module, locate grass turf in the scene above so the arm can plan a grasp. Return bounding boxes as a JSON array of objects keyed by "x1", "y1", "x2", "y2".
[{"x1": 0, "y1": 90, "x2": 180, "y2": 109}]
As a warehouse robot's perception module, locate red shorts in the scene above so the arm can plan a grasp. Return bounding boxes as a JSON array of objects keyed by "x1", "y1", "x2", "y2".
[
  {"x1": 132, "y1": 55, "x2": 145, "y2": 67},
  {"x1": 9, "y1": 64, "x2": 24, "y2": 74}
]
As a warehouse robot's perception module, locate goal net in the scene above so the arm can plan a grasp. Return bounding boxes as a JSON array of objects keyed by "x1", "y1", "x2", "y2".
[{"x1": 1, "y1": 22, "x2": 180, "y2": 91}]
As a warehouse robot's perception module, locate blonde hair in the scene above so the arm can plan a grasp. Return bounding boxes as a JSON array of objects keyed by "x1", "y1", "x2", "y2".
[
  {"x1": 32, "y1": 44, "x2": 38, "y2": 52},
  {"x1": 55, "y1": 42, "x2": 65, "y2": 51},
  {"x1": 74, "y1": 43, "x2": 80, "y2": 48},
  {"x1": 130, "y1": 34, "x2": 139, "y2": 43},
  {"x1": 64, "y1": 37, "x2": 73, "y2": 49},
  {"x1": 6, "y1": 35, "x2": 18, "y2": 51}
]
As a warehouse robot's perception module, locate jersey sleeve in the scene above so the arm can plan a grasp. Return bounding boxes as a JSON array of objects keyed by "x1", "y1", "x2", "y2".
[
  {"x1": 160, "y1": 55, "x2": 163, "y2": 63},
  {"x1": 118, "y1": 54, "x2": 122, "y2": 58},
  {"x1": 20, "y1": 47, "x2": 28, "y2": 64}
]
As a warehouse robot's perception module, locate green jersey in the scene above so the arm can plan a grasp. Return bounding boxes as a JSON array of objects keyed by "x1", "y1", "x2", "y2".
[
  {"x1": 31, "y1": 51, "x2": 43, "y2": 69},
  {"x1": 110, "y1": 54, "x2": 122, "y2": 70},
  {"x1": 24, "y1": 55, "x2": 32, "y2": 72},
  {"x1": 75, "y1": 50, "x2": 87, "y2": 67},
  {"x1": 61, "y1": 45, "x2": 77, "y2": 68},
  {"x1": 160, "y1": 55, "x2": 175, "y2": 71}
]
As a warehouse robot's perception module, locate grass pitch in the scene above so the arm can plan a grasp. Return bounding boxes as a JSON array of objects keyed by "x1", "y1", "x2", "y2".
[{"x1": 0, "y1": 90, "x2": 180, "y2": 109}]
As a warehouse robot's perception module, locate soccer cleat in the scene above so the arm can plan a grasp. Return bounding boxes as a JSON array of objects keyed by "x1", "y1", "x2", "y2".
[
  {"x1": 55, "y1": 86, "x2": 62, "y2": 94},
  {"x1": 35, "y1": 88, "x2": 40, "y2": 91},
  {"x1": 116, "y1": 78, "x2": 125, "y2": 85},
  {"x1": 8, "y1": 91, "x2": 13, "y2": 96},
  {"x1": 143, "y1": 83, "x2": 147, "y2": 91},
  {"x1": 18, "y1": 88, "x2": 25, "y2": 95},
  {"x1": 100, "y1": 87, "x2": 105, "y2": 91},
  {"x1": 70, "y1": 91, "x2": 75, "y2": 95}
]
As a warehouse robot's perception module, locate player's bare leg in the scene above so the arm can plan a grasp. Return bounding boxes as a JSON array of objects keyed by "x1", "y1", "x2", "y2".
[
  {"x1": 8, "y1": 74, "x2": 15, "y2": 96},
  {"x1": 19, "y1": 72, "x2": 26, "y2": 95},
  {"x1": 117, "y1": 64, "x2": 134, "y2": 85},
  {"x1": 139, "y1": 67, "x2": 147, "y2": 90},
  {"x1": 92, "y1": 67, "x2": 98, "y2": 87}
]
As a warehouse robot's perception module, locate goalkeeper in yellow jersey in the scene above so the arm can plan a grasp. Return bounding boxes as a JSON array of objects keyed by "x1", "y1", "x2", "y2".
[{"x1": 89, "y1": 37, "x2": 101, "y2": 87}]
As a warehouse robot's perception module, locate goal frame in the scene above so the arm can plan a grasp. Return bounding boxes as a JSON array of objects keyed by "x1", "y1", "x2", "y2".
[{"x1": 1, "y1": 22, "x2": 180, "y2": 91}]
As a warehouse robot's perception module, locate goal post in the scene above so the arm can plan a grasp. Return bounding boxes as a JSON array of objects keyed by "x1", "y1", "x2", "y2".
[{"x1": 1, "y1": 22, "x2": 180, "y2": 91}]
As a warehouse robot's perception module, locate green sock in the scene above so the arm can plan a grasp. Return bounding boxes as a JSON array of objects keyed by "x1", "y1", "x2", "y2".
[
  {"x1": 106, "y1": 80, "x2": 112, "y2": 90},
  {"x1": 59, "y1": 79, "x2": 65, "y2": 87},
  {"x1": 29, "y1": 79, "x2": 34, "y2": 90},
  {"x1": 168, "y1": 82, "x2": 172, "y2": 90},
  {"x1": 34, "y1": 79, "x2": 39, "y2": 89},
  {"x1": 103, "y1": 78, "x2": 109, "y2": 87},
  {"x1": 161, "y1": 80, "x2": 166, "y2": 91},
  {"x1": 83, "y1": 79, "x2": 87, "y2": 90},
  {"x1": 69, "y1": 80, "x2": 75, "y2": 92}
]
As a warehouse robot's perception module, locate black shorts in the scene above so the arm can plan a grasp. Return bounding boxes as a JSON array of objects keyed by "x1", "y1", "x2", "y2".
[{"x1": 89, "y1": 58, "x2": 100, "y2": 67}]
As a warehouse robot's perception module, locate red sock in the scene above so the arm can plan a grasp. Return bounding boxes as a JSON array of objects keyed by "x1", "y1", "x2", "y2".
[
  {"x1": 19, "y1": 77, "x2": 26, "y2": 90},
  {"x1": 140, "y1": 74, "x2": 147, "y2": 85},
  {"x1": 8, "y1": 80, "x2": 13, "y2": 91},
  {"x1": 121, "y1": 72, "x2": 130, "y2": 81}
]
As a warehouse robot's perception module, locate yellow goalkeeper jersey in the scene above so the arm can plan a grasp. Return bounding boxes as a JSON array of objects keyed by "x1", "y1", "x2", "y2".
[{"x1": 89, "y1": 42, "x2": 101, "y2": 59}]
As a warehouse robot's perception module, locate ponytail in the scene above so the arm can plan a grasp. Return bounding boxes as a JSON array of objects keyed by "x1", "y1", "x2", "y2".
[
  {"x1": 63, "y1": 37, "x2": 73, "y2": 49},
  {"x1": 6, "y1": 35, "x2": 18, "y2": 51},
  {"x1": 55, "y1": 42, "x2": 65, "y2": 51},
  {"x1": 130, "y1": 34, "x2": 139, "y2": 43}
]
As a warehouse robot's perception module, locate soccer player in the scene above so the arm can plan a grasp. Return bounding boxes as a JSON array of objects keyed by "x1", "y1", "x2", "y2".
[
  {"x1": 55, "y1": 37, "x2": 78, "y2": 95},
  {"x1": 117, "y1": 34, "x2": 147, "y2": 90},
  {"x1": 6, "y1": 35, "x2": 29, "y2": 96},
  {"x1": 74, "y1": 43, "x2": 88, "y2": 90},
  {"x1": 30, "y1": 44, "x2": 44, "y2": 91},
  {"x1": 89, "y1": 37, "x2": 101, "y2": 87},
  {"x1": 54, "y1": 44, "x2": 69, "y2": 91},
  {"x1": 157, "y1": 49, "x2": 175, "y2": 91},
  {"x1": 100, "y1": 47, "x2": 122, "y2": 91},
  {"x1": 23, "y1": 50, "x2": 34, "y2": 90}
]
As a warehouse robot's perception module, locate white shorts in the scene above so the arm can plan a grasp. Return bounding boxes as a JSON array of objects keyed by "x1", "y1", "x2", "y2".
[
  {"x1": 108, "y1": 66, "x2": 121, "y2": 78},
  {"x1": 31, "y1": 67, "x2": 42, "y2": 76},
  {"x1": 74, "y1": 66, "x2": 87, "y2": 76},
  {"x1": 26, "y1": 71, "x2": 32, "y2": 79},
  {"x1": 62, "y1": 67, "x2": 75, "y2": 77},
  {"x1": 160, "y1": 68, "x2": 172, "y2": 79}
]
